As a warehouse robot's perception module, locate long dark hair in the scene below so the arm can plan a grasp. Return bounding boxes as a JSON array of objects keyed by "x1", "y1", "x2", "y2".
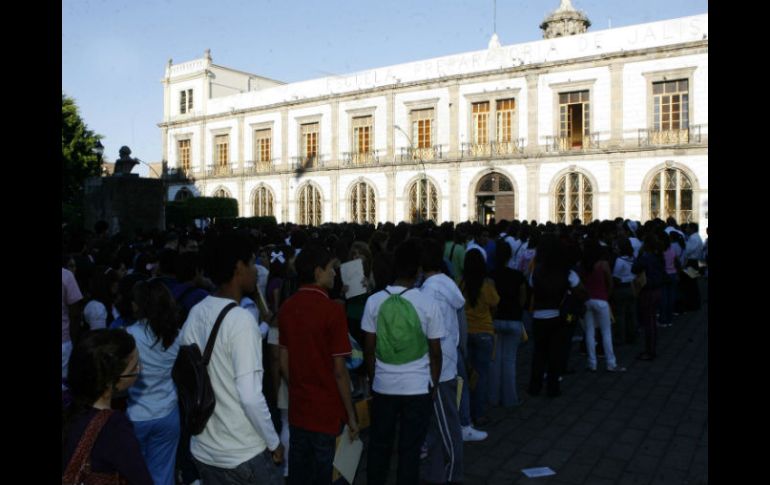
[
  {"x1": 63, "y1": 329, "x2": 136, "y2": 445},
  {"x1": 462, "y1": 248, "x2": 487, "y2": 307},
  {"x1": 132, "y1": 279, "x2": 179, "y2": 350},
  {"x1": 580, "y1": 238, "x2": 602, "y2": 275}
]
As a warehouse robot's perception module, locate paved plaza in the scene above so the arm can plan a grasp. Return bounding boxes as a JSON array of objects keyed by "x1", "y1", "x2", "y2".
[{"x1": 353, "y1": 282, "x2": 708, "y2": 484}]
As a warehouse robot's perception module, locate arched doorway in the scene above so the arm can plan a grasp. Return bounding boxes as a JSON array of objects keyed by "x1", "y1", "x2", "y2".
[{"x1": 475, "y1": 172, "x2": 514, "y2": 224}]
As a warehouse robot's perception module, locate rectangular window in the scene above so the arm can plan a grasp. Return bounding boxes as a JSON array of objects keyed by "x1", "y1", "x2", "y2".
[
  {"x1": 653, "y1": 79, "x2": 689, "y2": 131},
  {"x1": 411, "y1": 108, "x2": 434, "y2": 149},
  {"x1": 301, "y1": 122, "x2": 319, "y2": 166},
  {"x1": 180, "y1": 89, "x2": 193, "y2": 114},
  {"x1": 352, "y1": 116, "x2": 372, "y2": 154},
  {"x1": 496, "y1": 98, "x2": 515, "y2": 143},
  {"x1": 215, "y1": 134, "x2": 229, "y2": 167},
  {"x1": 559, "y1": 90, "x2": 590, "y2": 149},
  {"x1": 471, "y1": 102, "x2": 489, "y2": 145},
  {"x1": 177, "y1": 139, "x2": 191, "y2": 171},
  {"x1": 254, "y1": 129, "x2": 271, "y2": 163}
]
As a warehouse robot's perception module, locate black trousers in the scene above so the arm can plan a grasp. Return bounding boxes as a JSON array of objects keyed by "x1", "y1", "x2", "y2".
[{"x1": 529, "y1": 316, "x2": 568, "y2": 397}]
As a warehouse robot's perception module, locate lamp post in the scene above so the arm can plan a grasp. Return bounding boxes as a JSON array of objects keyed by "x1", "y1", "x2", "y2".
[
  {"x1": 394, "y1": 124, "x2": 428, "y2": 223},
  {"x1": 93, "y1": 140, "x2": 105, "y2": 175}
]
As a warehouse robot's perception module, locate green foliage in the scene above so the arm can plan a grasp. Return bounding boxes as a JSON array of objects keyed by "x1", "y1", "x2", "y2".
[
  {"x1": 62, "y1": 93, "x2": 103, "y2": 226},
  {"x1": 166, "y1": 196, "x2": 239, "y2": 226}
]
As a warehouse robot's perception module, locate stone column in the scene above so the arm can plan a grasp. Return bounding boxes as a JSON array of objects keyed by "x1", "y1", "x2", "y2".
[
  {"x1": 331, "y1": 100, "x2": 339, "y2": 168},
  {"x1": 237, "y1": 115, "x2": 245, "y2": 170},
  {"x1": 387, "y1": 170, "x2": 396, "y2": 222},
  {"x1": 449, "y1": 162, "x2": 460, "y2": 222},
  {"x1": 282, "y1": 175, "x2": 290, "y2": 223},
  {"x1": 526, "y1": 162, "x2": 539, "y2": 221},
  {"x1": 526, "y1": 74, "x2": 539, "y2": 153},
  {"x1": 386, "y1": 90, "x2": 395, "y2": 162},
  {"x1": 609, "y1": 158, "x2": 625, "y2": 218},
  {"x1": 610, "y1": 62, "x2": 624, "y2": 147},
  {"x1": 281, "y1": 108, "x2": 289, "y2": 169},
  {"x1": 331, "y1": 172, "x2": 339, "y2": 222},
  {"x1": 449, "y1": 84, "x2": 459, "y2": 159},
  {"x1": 161, "y1": 127, "x2": 169, "y2": 166}
]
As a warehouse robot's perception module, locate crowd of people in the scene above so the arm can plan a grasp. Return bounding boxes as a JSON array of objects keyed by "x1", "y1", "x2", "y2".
[{"x1": 61, "y1": 215, "x2": 707, "y2": 485}]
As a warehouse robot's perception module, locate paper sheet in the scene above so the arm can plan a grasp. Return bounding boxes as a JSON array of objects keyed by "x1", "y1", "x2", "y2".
[
  {"x1": 522, "y1": 467, "x2": 556, "y2": 478},
  {"x1": 340, "y1": 259, "x2": 367, "y2": 298},
  {"x1": 333, "y1": 425, "x2": 363, "y2": 484}
]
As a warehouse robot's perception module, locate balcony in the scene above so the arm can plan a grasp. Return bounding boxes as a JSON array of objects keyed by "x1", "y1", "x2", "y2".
[
  {"x1": 244, "y1": 159, "x2": 279, "y2": 174},
  {"x1": 290, "y1": 154, "x2": 329, "y2": 171},
  {"x1": 545, "y1": 133, "x2": 601, "y2": 153},
  {"x1": 205, "y1": 164, "x2": 235, "y2": 177},
  {"x1": 398, "y1": 145, "x2": 443, "y2": 163},
  {"x1": 163, "y1": 167, "x2": 195, "y2": 182},
  {"x1": 342, "y1": 150, "x2": 381, "y2": 167},
  {"x1": 638, "y1": 125, "x2": 705, "y2": 147},
  {"x1": 461, "y1": 139, "x2": 525, "y2": 158}
]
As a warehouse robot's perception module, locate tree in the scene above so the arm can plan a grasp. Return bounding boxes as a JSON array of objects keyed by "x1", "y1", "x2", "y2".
[{"x1": 62, "y1": 93, "x2": 102, "y2": 226}]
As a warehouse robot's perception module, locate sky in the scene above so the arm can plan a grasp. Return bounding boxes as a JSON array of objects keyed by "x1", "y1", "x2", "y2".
[{"x1": 62, "y1": 0, "x2": 707, "y2": 176}]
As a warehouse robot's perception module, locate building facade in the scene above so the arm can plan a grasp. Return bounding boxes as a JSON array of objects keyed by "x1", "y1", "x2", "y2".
[{"x1": 160, "y1": 3, "x2": 708, "y2": 230}]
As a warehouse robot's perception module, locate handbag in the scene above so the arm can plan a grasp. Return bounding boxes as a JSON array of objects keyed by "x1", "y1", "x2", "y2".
[
  {"x1": 62, "y1": 410, "x2": 127, "y2": 485},
  {"x1": 560, "y1": 290, "x2": 587, "y2": 324}
]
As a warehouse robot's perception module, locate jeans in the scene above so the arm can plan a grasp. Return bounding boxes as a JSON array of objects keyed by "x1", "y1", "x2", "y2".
[
  {"x1": 132, "y1": 407, "x2": 181, "y2": 485},
  {"x1": 288, "y1": 425, "x2": 337, "y2": 485},
  {"x1": 660, "y1": 273, "x2": 678, "y2": 324},
  {"x1": 195, "y1": 449, "x2": 283, "y2": 485},
  {"x1": 489, "y1": 320, "x2": 523, "y2": 408},
  {"x1": 467, "y1": 332, "x2": 494, "y2": 421},
  {"x1": 455, "y1": 351, "x2": 471, "y2": 427},
  {"x1": 62, "y1": 340, "x2": 72, "y2": 390},
  {"x1": 367, "y1": 392, "x2": 432, "y2": 485},
  {"x1": 583, "y1": 299, "x2": 618, "y2": 370}
]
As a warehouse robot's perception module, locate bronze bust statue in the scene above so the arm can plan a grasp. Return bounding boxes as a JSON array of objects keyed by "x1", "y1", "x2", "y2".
[{"x1": 113, "y1": 146, "x2": 139, "y2": 176}]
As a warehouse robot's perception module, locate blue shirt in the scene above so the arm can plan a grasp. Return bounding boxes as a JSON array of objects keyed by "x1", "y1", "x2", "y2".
[{"x1": 126, "y1": 321, "x2": 180, "y2": 422}]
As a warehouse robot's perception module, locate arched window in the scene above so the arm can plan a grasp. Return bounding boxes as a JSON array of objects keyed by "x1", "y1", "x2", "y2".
[
  {"x1": 298, "y1": 184, "x2": 323, "y2": 226},
  {"x1": 253, "y1": 185, "x2": 274, "y2": 217},
  {"x1": 213, "y1": 188, "x2": 230, "y2": 198},
  {"x1": 556, "y1": 172, "x2": 593, "y2": 223},
  {"x1": 408, "y1": 178, "x2": 439, "y2": 223},
  {"x1": 350, "y1": 182, "x2": 376, "y2": 223},
  {"x1": 650, "y1": 168, "x2": 693, "y2": 223},
  {"x1": 174, "y1": 187, "x2": 192, "y2": 201},
  {"x1": 475, "y1": 172, "x2": 514, "y2": 223}
]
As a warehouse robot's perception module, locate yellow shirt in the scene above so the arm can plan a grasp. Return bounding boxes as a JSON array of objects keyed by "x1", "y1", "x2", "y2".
[{"x1": 464, "y1": 279, "x2": 500, "y2": 334}]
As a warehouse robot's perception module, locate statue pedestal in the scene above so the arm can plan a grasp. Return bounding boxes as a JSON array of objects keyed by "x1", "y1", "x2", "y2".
[{"x1": 84, "y1": 177, "x2": 165, "y2": 236}]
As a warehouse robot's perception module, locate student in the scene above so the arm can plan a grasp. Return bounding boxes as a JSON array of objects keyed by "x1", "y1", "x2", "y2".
[
  {"x1": 179, "y1": 232, "x2": 283, "y2": 484},
  {"x1": 278, "y1": 242, "x2": 359, "y2": 485},
  {"x1": 62, "y1": 329, "x2": 153, "y2": 484},
  {"x1": 126, "y1": 280, "x2": 182, "y2": 485},
  {"x1": 362, "y1": 238, "x2": 445, "y2": 485},
  {"x1": 419, "y1": 238, "x2": 465, "y2": 485}
]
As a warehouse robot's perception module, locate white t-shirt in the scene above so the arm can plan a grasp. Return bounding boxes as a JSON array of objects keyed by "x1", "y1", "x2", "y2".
[
  {"x1": 419, "y1": 274, "x2": 465, "y2": 383},
  {"x1": 361, "y1": 285, "x2": 445, "y2": 395},
  {"x1": 180, "y1": 296, "x2": 276, "y2": 468},
  {"x1": 266, "y1": 327, "x2": 289, "y2": 410},
  {"x1": 504, "y1": 236, "x2": 523, "y2": 270}
]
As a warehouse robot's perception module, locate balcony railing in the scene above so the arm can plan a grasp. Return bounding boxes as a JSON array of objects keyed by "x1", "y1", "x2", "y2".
[
  {"x1": 398, "y1": 145, "x2": 443, "y2": 163},
  {"x1": 461, "y1": 139, "x2": 525, "y2": 158},
  {"x1": 163, "y1": 167, "x2": 194, "y2": 182},
  {"x1": 342, "y1": 150, "x2": 381, "y2": 167},
  {"x1": 638, "y1": 125, "x2": 705, "y2": 147},
  {"x1": 290, "y1": 154, "x2": 329, "y2": 171},
  {"x1": 243, "y1": 159, "x2": 280, "y2": 174},
  {"x1": 205, "y1": 164, "x2": 234, "y2": 176},
  {"x1": 545, "y1": 133, "x2": 601, "y2": 153}
]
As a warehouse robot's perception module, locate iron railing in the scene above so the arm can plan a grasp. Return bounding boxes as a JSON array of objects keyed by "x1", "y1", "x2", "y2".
[
  {"x1": 461, "y1": 139, "x2": 525, "y2": 158},
  {"x1": 638, "y1": 125, "x2": 705, "y2": 147},
  {"x1": 545, "y1": 133, "x2": 601, "y2": 152},
  {"x1": 342, "y1": 150, "x2": 381, "y2": 167},
  {"x1": 398, "y1": 145, "x2": 443, "y2": 163}
]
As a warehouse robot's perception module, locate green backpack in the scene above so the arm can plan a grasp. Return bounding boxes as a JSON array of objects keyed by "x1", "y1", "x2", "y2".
[{"x1": 375, "y1": 288, "x2": 428, "y2": 365}]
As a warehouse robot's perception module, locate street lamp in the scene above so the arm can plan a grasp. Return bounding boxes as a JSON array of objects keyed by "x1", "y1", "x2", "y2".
[
  {"x1": 394, "y1": 124, "x2": 429, "y2": 223},
  {"x1": 93, "y1": 140, "x2": 105, "y2": 174}
]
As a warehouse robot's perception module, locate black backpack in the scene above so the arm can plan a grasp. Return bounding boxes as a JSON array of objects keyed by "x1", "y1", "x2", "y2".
[{"x1": 172, "y1": 302, "x2": 237, "y2": 435}]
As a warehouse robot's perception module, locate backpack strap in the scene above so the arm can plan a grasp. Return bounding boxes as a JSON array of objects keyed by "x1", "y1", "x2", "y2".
[
  {"x1": 384, "y1": 287, "x2": 412, "y2": 297},
  {"x1": 62, "y1": 410, "x2": 114, "y2": 484},
  {"x1": 449, "y1": 243, "x2": 457, "y2": 259},
  {"x1": 202, "y1": 302, "x2": 238, "y2": 366}
]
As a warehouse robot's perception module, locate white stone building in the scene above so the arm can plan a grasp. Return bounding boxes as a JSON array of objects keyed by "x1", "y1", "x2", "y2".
[{"x1": 160, "y1": 1, "x2": 708, "y2": 231}]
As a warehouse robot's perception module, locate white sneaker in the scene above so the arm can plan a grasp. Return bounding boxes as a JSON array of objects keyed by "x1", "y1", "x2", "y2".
[{"x1": 462, "y1": 425, "x2": 488, "y2": 442}]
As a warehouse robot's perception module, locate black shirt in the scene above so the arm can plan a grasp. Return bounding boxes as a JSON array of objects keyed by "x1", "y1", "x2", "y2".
[{"x1": 492, "y1": 267, "x2": 526, "y2": 321}]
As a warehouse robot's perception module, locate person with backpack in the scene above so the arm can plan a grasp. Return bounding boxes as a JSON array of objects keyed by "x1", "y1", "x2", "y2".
[
  {"x1": 178, "y1": 232, "x2": 283, "y2": 484},
  {"x1": 362, "y1": 238, "x2": 445, "y2": 485},
  {"x1": 278, "y1": 242, "x2": 359, "y2": 485}
]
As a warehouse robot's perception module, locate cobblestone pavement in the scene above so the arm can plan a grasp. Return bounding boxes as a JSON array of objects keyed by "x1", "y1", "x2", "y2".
[{"x1": 353, "y1": 281, "x2": 708, "y2": 484}]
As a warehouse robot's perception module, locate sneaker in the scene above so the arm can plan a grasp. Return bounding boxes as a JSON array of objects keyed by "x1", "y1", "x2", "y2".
[
  {"x1": 607, "y1": 366, "x2": 627, "y2": 373},
  {"x1": 462, "y1": 425, "x2": 488, "y2": 442}
]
